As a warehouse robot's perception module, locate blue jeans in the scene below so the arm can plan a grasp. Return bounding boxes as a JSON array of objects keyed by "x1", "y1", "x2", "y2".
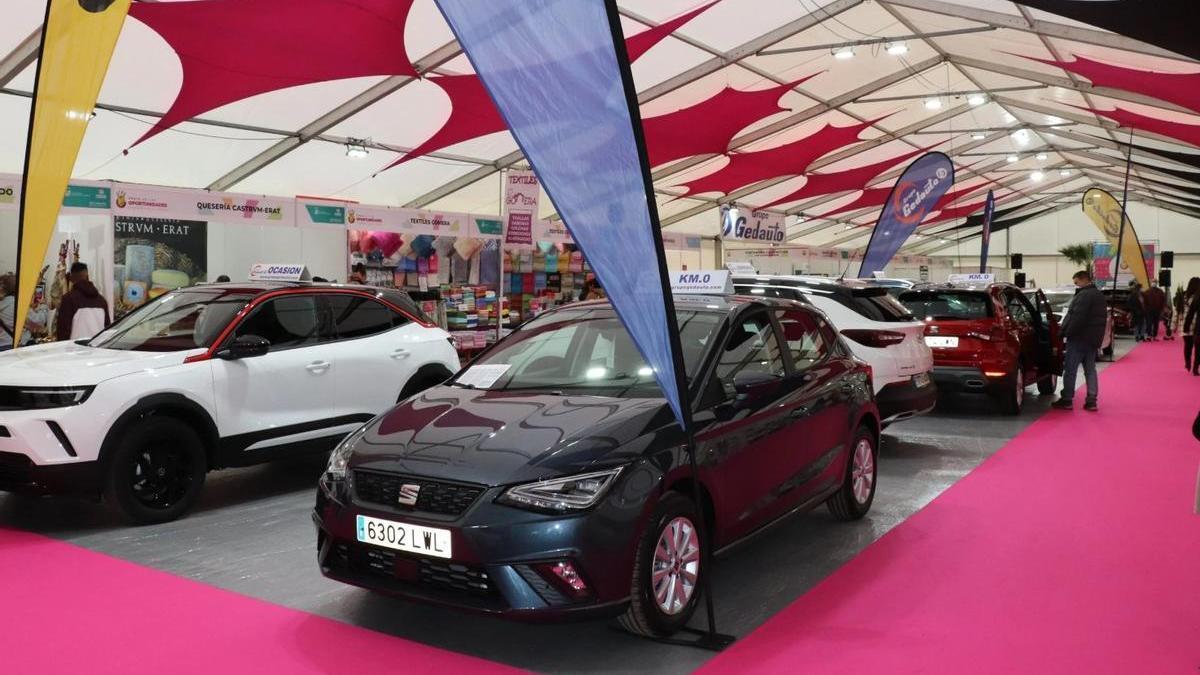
[{"x1": 1061, "y1": 341, "x2": 1098, "y2": 403}]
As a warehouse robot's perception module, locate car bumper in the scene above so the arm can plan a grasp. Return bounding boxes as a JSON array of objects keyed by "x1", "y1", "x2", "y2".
[
  {"x1": 0, "y1": 451, "x2": 101, "y2": 495},
  {"x1": 313, "y1": 476, "x2": 643, "y2": 621},
  {"x1": 876, "y1": 375, "x2": 938, "y2": 423},
  {"x1": 930, "y1": 366, "x2": 1007, "y2": 395}
]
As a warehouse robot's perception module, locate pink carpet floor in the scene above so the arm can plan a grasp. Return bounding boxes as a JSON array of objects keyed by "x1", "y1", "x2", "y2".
[
  {"x1": 0, "y1": 527, "x2": 522, "y2": 674},
  {"x1": 702, "y1": 340, "x2": 1200, "y2": 674}
]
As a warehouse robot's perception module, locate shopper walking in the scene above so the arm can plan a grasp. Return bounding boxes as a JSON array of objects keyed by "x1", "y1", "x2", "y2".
[
  {"x1": 1184, "y1": 278, "x2": 1200, "y2": 375},
  {"x1": 1144, "y1": 279, "x2": 1166, "y2": 340},
  {"x1": 1052, "y1": 270, "x2": 1108, "y2": 412},
  {"x1": 1126, "y1": 281, "x2": 1146, "y2": 342},
  {"x1": 55, "y1": 262, "x2": 110, "y2": 341},
  {"x1": 1181, "y1": 278, "x2": 1199, "y2": 369}
]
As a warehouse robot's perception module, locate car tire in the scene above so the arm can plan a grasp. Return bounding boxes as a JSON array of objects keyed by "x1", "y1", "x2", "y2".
[
  {"x1": 397, "y1": 367, "x2": 452, "y2": 403},
  {"x1": 999, "y1": 366, "x2": 1024, "y2": 415},
  {"x1": 105, "y1": 416, "x2": 207, "y2": 525},
  {"x1": 827, "y1": 425, "x2": 877, "y2": 521},
  {"x1": 1036, "y1": 374, "x2": 1057, "y2": 396},
  {"x1": 619, "y1": 491, "x2": 705, "y2": 638}
]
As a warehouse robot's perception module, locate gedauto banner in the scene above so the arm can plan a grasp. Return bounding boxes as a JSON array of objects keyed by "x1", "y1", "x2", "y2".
[
  {"x1": 858, "y1": 151, "x2": 955, "y2": 277},
  {"x1": 502, "y1": 169, "x2": 539, "y2": 246},
  {"x1": 1082, "y1": 187, "x2": 1150, "y2": 289},
  {"x1": 979, "y1": 189, "x2": 995, "y2": 274},
  {"x1": 720, "y1": 206, "x2": 786, "y2": 243}
]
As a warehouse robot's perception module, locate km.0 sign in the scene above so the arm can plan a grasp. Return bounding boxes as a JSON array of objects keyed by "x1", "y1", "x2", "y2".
[{"x1": 670, "y1": 270, "x2": 733, "y2": 295}]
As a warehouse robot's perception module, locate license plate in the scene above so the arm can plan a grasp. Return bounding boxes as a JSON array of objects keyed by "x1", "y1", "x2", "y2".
[
  {"x1": 925, "y1": 336, "x2": 959, "y2": 348},
  {"x1": 356, "y1": 514, "x2": 452, "y2": 559},
  {"x1": 913, "y1": 372, "x2": 931, "y2": 388}
]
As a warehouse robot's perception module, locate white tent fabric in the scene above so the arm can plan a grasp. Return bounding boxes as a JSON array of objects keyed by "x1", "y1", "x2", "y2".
[{"x1": 2, "y1": 0, "x2": 1199, "y2": 255}]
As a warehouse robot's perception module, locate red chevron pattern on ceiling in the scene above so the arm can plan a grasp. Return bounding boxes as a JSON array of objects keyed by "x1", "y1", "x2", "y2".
[
  {"x1": 1018, "y1": 53, "x2": 1200, "y2": 115},
  {"x1": 128, "y1": 0, "x2": 417, "y2": 147},
  {"x1": 623, "y1": 1, "x2": 717, "y2": 61},
  {"x1": 1076, "y1": 104, "x2": 1200, "y2": 147},
  {"x1": 757, "y1": 146, "x2": 929, "y2": 210},
  {"x1": 382, "y1": 74, "x2": 505, "y2": 170},
  {"x1": 677, "y1": 115, "x2": 888, "y2": 196},
  {"x1": 818, "y1": 186, "x2": 894, "y2": 219}
]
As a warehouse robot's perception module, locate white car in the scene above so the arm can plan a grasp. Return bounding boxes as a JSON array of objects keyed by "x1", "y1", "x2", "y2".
[
  {"x1": 0, "y1": 282, "x2": 460, "y2": 523},
  {"x1": 734, "y1": 275, "x2": 936, "y2": 424}
]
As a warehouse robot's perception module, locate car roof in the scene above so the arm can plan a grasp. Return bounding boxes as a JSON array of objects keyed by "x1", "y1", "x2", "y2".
[
  {"x1": 191, "y1": 281, "x2": 393, "y2": 295},
  {"x1": 564, "y1": 294, "x2": 804, "y2": 314},
  {"x1": 905, "y1": 281, "x2": 1019, "y2": 293}
]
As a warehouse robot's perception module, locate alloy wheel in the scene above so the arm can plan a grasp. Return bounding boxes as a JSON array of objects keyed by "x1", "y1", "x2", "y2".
[
  {"x1": 130, "y1": 446, "x2": 193, "y2": 510},
  {"x1": 652, "y1": 516, "x2": 700, "y2": 615},
  {"x1": 852, "y1": 438, "x2": 875, "y2": 505}
]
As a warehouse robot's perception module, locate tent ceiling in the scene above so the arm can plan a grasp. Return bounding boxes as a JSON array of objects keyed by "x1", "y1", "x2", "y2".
[{"x1": 2, "y1": 0, "x2": 1199, "y2": 251}]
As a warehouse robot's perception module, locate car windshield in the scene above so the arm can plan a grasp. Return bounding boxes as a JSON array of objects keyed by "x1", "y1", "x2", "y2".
[
  {"x1": 898, "y1": 290, "x2": 993, "y2": 320},
  {"x1": 89, "y1": 287, "x2": 255, "y2": 352},
  {"x1": 453, "y1": 306, "x2": 722, "y2": 395}
]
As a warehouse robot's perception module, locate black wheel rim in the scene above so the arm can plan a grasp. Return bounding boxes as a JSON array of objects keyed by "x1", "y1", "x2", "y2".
[{"x1": 130, "y1": 445, "x2": 193, "y2": 510}]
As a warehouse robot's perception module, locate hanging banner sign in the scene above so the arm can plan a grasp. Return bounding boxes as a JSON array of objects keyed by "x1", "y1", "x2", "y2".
[
  {"x1": 1092, "y1": 241, "x2": 1156, "y2": 286},
  {"x1": 195, "y1": 191, "x2": 290, "y2": 223},
  {"x1": 113, "y1": 184, "x2": 293, "y2": 224},
  {"x1": 502, "y1": 169, "x2": 539, "y2": 246},
  {"x1": 299, "y1": 200, "x2": 347, "y2": 226},
  {"x1": 0, "y1": 173, "x2": 17, "y2": 211},
  {"x1": 394, "y1": 208, "x2": 469, "y2": 237},
  {"x1": 472, "y1": 217, "x2": 504, "y2": 239},
  {"x1": 979, "y1": 189, "x2": 995, "y2": 274},
  {"x1": 859, "y1": 151, "x2": 955, "y2": 277},
  {"x1": 0, "y1": 174, "x2": 111, "y2": 213},
  {"x1": 1081, "y1": 187, "x2": 1151, "y2": 288},
  {"x1": 113, "y1": 216, "x2": 207, "y2": 316},
  {"x1": 720, "y1": 206, "x2": 786, "y2": 243}
]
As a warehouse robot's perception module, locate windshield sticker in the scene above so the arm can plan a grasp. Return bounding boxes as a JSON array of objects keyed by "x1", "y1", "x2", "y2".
[{"x1": 457, "y1": 364, "x2": 511, "y2": 389}]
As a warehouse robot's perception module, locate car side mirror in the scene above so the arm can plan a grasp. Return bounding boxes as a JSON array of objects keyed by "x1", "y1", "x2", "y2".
[
  {"x1": 216, "y1": 335, "x2": 271, "y2": 360},
  {"x1": 731, "y1": 370, "x2": 782, "y2": 407}
]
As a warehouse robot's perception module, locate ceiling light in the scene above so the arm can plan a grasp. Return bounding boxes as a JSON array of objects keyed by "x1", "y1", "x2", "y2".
[
  {"x1": 1031, "y1": 170, "x2": 1045, "y2": 182},
  {"x1": 345, "y1": 140, "x2": 369, "y2": 158},
  {"x1": 924, "y1": 97, "x2": 943, "y2": 110},
  {"x1": 1006, "y1": 154, "x2": 1019, "y2": 163},
  {"x1": 1036, "y1": 152, "x2": 1048, "y2": 161},
  {"x1": 972, "y1": 132, "x2": 986, "y2": 140},
  {"x1": 1060, "y1": 169, "x2": 1071, "y2": 177},
  {"x1": 1003, "y1": 112, "x2": 1017, "y2": 124},
  {"x1": 885, "y1": 41, "x2": 909, "y2": 55},
  {"x1": 833, "y1": 46, "x2": 855, "y2": 60},
  {"x1": 967, "y1": 93, "x2": 986, "y2": 106},
  {"x1": 1011, "y1": 128, "x2": 1030, "y2": 146}
]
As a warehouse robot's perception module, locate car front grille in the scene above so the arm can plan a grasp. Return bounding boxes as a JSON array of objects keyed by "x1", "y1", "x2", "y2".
[
  {"x1": 353, "y1": 470, "x2": 484, "y2": 516},
  {"x1": 333, "y1": 542, "x2": 497, "y2": 599}
]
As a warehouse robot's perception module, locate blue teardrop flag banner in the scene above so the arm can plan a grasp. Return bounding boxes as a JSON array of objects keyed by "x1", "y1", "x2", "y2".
[
  {"x1": 979, "y1": 189, "x2": 995, "y2": 274},
  {"x1": 431, "y1": 0, "x2": 687, "y2": 426},
  {"x1": 858, "y1": 151, "x2": 955, "y2": 277}
]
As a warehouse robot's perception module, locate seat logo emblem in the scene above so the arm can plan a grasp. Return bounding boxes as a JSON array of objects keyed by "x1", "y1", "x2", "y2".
[{"x1": 398, "y1": 484, "x2": 421, "y2": 506}]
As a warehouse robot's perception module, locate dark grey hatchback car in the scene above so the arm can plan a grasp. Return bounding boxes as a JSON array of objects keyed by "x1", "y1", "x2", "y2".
[{"x1": 315, "y1": 294, "x2": 880, "y2": 637}]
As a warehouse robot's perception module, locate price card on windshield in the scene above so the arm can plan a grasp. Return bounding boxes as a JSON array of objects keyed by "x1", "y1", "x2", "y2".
[{"x1": 456, "y1": 364, "x2": 510, "y2": 389}]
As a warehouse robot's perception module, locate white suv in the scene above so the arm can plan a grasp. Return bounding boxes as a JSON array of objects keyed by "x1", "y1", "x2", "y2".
[
  {"x1": 734, "y1": 275, "x2": 936, "y2": 424},
  {"x1": 0, "y1": 282, "x2": 460, "y2": 523}
]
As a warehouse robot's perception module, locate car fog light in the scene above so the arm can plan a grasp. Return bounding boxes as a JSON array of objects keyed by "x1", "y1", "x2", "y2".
[{"x1": 534, "y1": 560, "x2": 591, "y2": 599}]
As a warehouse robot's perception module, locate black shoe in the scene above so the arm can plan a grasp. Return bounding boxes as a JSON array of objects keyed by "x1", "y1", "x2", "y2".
[
  {"x1": 1051, "y1": 399, "x2": 1073, "y2": 410},
  {"x1": 1084, "y1": 401, "x2": 1098, "y2": 412}
]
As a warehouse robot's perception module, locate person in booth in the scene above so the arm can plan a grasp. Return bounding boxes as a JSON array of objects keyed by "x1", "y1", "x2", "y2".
[{"x1": 55, "y1": 262, "x2": 110, "y2": 341}]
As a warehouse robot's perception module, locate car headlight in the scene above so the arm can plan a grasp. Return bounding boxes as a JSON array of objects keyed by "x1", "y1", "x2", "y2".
[
  {"x1": 325, "y1": 425, "x2": 369, "y2": 481},
  {"x1": 497, "y1": 468, "x2": 623, "y2": 512},
  {"x1": 0, "y1": 386, "x2": 94, "y2": 410}
]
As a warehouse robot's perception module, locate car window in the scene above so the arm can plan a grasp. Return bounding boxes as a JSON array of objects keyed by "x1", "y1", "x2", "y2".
[
  {"x1": 714, "y1": 311, "x2": 786, "y2": 385},
  {"x1": 88, "y1": 288, "x2": 254, "y2": 352},
  {"x1": 235, "y1": 295, "x2": 324, "y2": 350},
  {"x1": 899, "y1": 290, "x2": 993, "y2": 320},
  {"x1": 325, "y1": 294, "x2": 403, "y2": 340},
  {"x1": 775, "y1": 309, "x2": 829, "y2": 372},
  {"x1": 1005, "y1": 290, "x2": 1034, "y2": 325},
  {"x1": 844, "y1": 291, "x2": 914, "y2": 322}
]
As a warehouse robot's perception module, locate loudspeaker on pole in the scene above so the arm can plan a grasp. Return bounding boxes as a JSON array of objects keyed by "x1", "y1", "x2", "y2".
[
  {"x1": 1010, "y1": 253, "x2": 1023, "y2": 269},
  {"x1": 1014, "y1": 272, "x2": 1027, "y2": 288},
  {"x1": 1161, "y1": 250, "x2": 1174, "y2": 268}
]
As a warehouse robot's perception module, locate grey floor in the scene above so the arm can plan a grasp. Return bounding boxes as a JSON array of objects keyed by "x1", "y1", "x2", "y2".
[{"x1": 0, "y1": 339, "x2": 1136, "y2": 674}]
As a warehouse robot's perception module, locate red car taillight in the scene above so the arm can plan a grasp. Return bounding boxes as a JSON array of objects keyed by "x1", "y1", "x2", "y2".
[{"x1": 840, "y1": 329, "x2": 906, "y2": 348}]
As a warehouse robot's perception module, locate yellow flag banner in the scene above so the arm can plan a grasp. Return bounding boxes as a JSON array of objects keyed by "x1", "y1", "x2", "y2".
[
  {"x1": 15, "y1": 0, "x2": 130, "y2": 342},
  {"x1": 1081, "y1": 187, "x2": 1150, "y2": 289}
]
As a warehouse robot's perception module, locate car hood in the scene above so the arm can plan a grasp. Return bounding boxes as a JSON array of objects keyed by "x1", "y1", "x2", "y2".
[
  {"x1": 0, "y1": 341, "x2": 200, "y2": 386},
  {"x1": 349, "y1": 385, "x2": 678, "y2": 486}
]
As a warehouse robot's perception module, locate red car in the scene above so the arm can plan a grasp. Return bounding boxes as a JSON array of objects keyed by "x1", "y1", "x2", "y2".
[{"x1": 898, "y1": 282, "x2": 1064, "y2": 414}]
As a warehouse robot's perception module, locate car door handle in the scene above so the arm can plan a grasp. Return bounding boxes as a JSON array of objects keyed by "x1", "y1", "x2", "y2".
[
  {"x1": 390, "y1": 348, "x2": 411, "y2": 360},
  {"x1": 790, "y1": 406, "x2": 809, "y2": 418},
  {"x1": 306, "y1": 360, "x2": 331, "y2": 374}
]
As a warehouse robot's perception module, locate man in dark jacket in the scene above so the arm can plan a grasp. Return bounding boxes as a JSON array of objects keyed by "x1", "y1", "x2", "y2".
[
  {"x1": 1126, "y1": 281, "x2": 1146, "y2": 341},
  {"x1": 1053, "y1": 270, "x2": 1108, "y2": 411},
  {"x1": 1143, "y1": 279, "x2": 1166, "y2": 340},
  {"x1": 55, "y1": 262, "x2": 110, "y2": 341}
]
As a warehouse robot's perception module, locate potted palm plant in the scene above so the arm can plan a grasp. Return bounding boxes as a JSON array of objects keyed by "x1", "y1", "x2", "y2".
[{"x1": 1058, "y1": 243, "x2": 1094, "y2": 276}]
